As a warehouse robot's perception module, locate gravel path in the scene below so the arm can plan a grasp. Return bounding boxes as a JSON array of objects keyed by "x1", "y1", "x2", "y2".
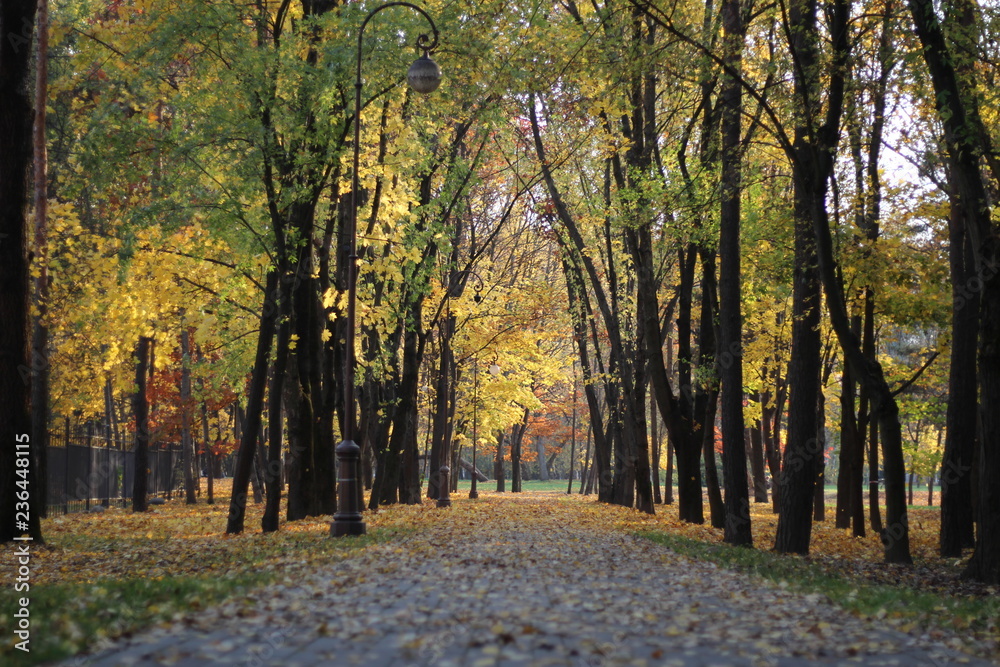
[{"x1": 64, "y1": 494, "x2": 996, "y2": 667}]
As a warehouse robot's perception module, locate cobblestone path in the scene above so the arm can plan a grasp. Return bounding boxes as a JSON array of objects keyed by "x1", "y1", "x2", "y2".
[{"x1": 66, "y1": 494, "x2": 996, "y2": 667}]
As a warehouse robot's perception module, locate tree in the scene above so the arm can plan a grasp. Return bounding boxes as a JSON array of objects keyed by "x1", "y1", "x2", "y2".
[
  {"x1": 907, "y1": 0, "x2": 1000, "y2": 582},
  {"x1": 227, "y1": 271, "x2": 277, "y2": 534},
  {"x1": 1, "y1": 0, "x2": 42, "y2": 543},
  {"x1": 717, "y1": 0, "x2": 753, "y2": 546},
  {"x1": 30, "y1": 0, "x2": 50, "y2": 519},
  {"x1": 771, "y1": 0, "x2": 843, "y2": 557},
  {"x1": 834, "y1": 0, "x2": 898, "y2": 539},
  {"x1": 131, "y1": 336, "x2": 152, "y2": 512}
]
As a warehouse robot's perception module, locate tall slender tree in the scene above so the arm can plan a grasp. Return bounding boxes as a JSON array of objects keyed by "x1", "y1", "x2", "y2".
[
  {"x1": 1, "y1": 0, "x2": 42, "y2": 543},
  {"x1": 908, "y1": 0, "x2": 1000, "y2": 583},
  {"x1": 132, "y1": 336, "x2": 152, "y2": 512},
  {"x1": 718, "y1": 0, "x2": 752, "y2": 546},
  {"x1": 30, "y1": 0, "x2": 50, "y2": 518}
]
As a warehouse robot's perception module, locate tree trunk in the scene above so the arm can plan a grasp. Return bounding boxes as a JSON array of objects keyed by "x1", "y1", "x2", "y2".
[
  {"x1": 362, "y1": 437, "x2": 374, "y2": 490},
  {"x1": 664, "y1": 329, "x2": 675, "y2": 506},
  {"x1": 30, "y1": 0, "x2": 50, "y2": 519},
  {"x1": 867, "y1": 414, "x2": 883, "y2": 532},
  {"x1": 287, "y1": 262, "x2": 330, "y2": 517},
  {"x1": 610, "y1": 367, "x2": 639, "y2": 510},
  {"x1": 510, "y1": 411, "x2": 529, "y2": 493},
  {"x1": 103, "y1": 377, "x2": 115, "y2": 502},
  {"x1": 537, "y1": 436, "x2": 549, "y2": 481},
  {"x1": 427, "y1": 315, "x2": 454, "y2": 500},
  {"x1": 664, "y1": 438, "x2": 674, "y2": 504},
  {"x1": 700, "y1": 263, "x2": 724, "y2": 530},
  {"x1": 132, "y1": 337, "x2": 152, "y2": 512},
  {"x1": 252, "y1": 424, "x2": 265, "y2": 503},
  {"x1": 675, "y1": 430, "x2": 702, "y2": 521},
  {"x1": 271, "y1": 0, "x2": 343, "y2": 521},
  {"x1": 585, "y1": 455, "x2": 598, "y2": 495},
  {"x1": 458, "y1": 458, "x2": 488, "y2": 482},
  {"x1": 849, "y1": 353, "x2": 867, "y2": 537},
  {"x1": 748, "y1": 422, "x2": 767, "y2": 503},
  {"x1": 579, "y1": 425, "x2": 591, "y2": 495},
  {"x1": 774, "y1": 193, "x2": 823, "y2": 554},
  {"x1": 906, "y1": 0, "x2": 1000, "y2": 579},
  {"x1": 650, "y1": 390, "x2": 661, "y2": 503},
  {"x1": 814, "y1": 392, "x2": 827, "y2": 522},
  {"x1": 630, "y1": 295, "x2": 654, "y2": 514},
  {"x1": 765, "y1": 373, "x2": 787, "y2": 514},
  {"x1": 263, "y1": 274, "x2": 291, "y2": 532},
  {"x1": 546, "y1": 449, "x2": 559, "y2": 479},
  {"x1": 284, "y1": 348, "x2": 306, "y2": 520},
  {"x1": 375, "y1": 308, "x2": 424, "y2": 508},
  {"x1": 674, "y1": 249, "x2": 704, "y2": 523},
  {"x1": 568, "y1": 371, "x2": 578, "y2": 495},
  {"x1": 559, "y1": 253, "x2": 611, "y2": 501},
  {"x1": 226, "y1": 271, "x2": 277, "y2": 534},
  {"x1": 809, "y1": 3, "x2": 914, "y2": 558},
  {"x1": 836, "y1": 349, "x2": 858, "y2": 529},
  {"x1": 703, "y1": 414, "x2": 725, "y2": 529},
  {"x1": 940, "y1": 171, "x2": 978, "y2": 555},
  {"x1": 201, "y1": 401, "x2": 213, "y2": 504},
  {"x1": 179, "y1": 328, "x2": 197, "y2": 504},
  {"x1": 718, "y1": 0, "x2": 752, "y2": 547},
  {"x1": 494, "y1": 430, "x2": 506, "y2": 492},
  {"x1": 400, "y1": 409, "x2": 422, "y2": 504}
]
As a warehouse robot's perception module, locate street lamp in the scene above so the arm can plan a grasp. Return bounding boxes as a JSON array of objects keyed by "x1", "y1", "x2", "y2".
[{"x1": 332, "y1": 2, "x2": 441, "y2": 538}]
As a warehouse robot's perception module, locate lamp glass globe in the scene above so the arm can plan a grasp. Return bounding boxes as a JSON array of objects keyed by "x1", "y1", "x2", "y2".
[{"x1": 407, "y1": 54, "x2": 441, "y2": 94}]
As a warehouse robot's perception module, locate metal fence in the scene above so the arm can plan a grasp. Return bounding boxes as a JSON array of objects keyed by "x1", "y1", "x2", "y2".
[{"x1": 46, "y1": 435, "x2": 178, "y2": 514}]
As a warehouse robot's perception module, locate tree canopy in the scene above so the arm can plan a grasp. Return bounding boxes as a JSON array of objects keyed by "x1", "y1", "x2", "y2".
[{"x1": 3, "y1": 0, "x2": 1000, "y2": 584}]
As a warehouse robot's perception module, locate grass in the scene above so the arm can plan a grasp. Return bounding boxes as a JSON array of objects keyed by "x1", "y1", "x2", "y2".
[
  {"x1": 461, "y1": 479, "x2": 944, "y2": 507},
  {"x1": 641, "y1": 530, "x2": 995, "y2": 619},
  {"x1": 1, "y1": 570, "x2": 269, "y2": 665},
  {"x1": 634, "y1": 528, "x2": 999, "y2": 660},
  {"x1": 453, "y1": 479, "x2": 573, "y2": 493}
]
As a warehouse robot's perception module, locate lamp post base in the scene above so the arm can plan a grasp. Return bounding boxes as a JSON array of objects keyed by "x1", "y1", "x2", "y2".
[
  {"x1": 331, "y1": 439, "x2": 367, "y2": 537},
  {"x1": 436, "y1": 465, "x2": 452, "y2": 507},
  {"x1": 331, "y1": 516, "x2": 366, "y2": 537},
  {"x1": 470, "y1": 447, "x2": 478, "y2": 499}
]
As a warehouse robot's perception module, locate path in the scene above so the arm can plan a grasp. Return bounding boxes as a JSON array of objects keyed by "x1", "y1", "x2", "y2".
[{"x1": 65, "y1": 494, "x2": 994, "y2": 667}]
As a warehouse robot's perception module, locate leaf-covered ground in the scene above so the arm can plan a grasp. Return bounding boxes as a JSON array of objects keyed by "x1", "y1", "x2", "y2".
[
  {"x1": 615, "y1": 492, "x2": 999, "y2": 597},
  {"x1": 5, "y1": 483, "x2": 995, "y2": 666},
  {"x1": 0, "y1": 481, "x2": 410, "y2": 664},
  {"x1": 616, "y1": 498, "x2": 999, "y2": 660},
  {"x1": 20, "y1": 483, "x2": 414, "y2": 587}
]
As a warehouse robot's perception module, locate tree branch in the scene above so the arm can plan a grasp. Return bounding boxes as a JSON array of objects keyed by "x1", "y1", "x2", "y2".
[{"x1": 890, "y1": 351, "x2": 940, "y2": 398}]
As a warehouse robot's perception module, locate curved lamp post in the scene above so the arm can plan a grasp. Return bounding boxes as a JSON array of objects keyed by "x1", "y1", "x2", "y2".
[{"x1": 332, "y1": 2, "x2": 441, "y2": 538}]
